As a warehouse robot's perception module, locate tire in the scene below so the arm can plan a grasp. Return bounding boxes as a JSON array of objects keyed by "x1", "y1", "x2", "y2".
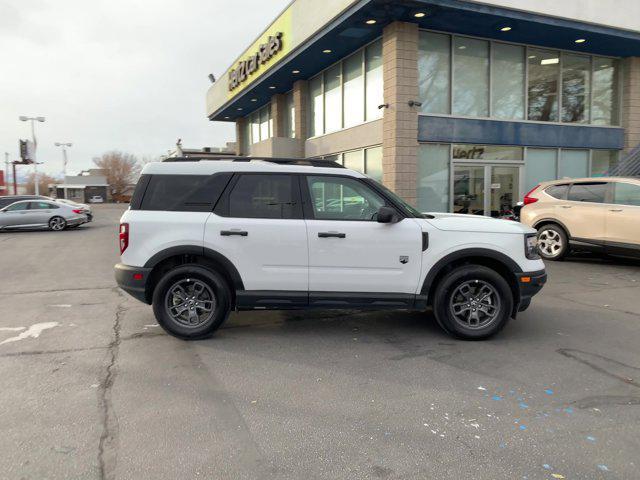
[
  {"x1": 49, "y1": 216, "x2": 67, "y2": 231},
  {"x1": 433, "y1": 265, "x2": 513, "y2": 340},
  {"x1": 536, "y1": 224, "x2": 568, "y2": 261},
  {"x1": 152, "y1": 264, "x2": 232, "y2": 340}
]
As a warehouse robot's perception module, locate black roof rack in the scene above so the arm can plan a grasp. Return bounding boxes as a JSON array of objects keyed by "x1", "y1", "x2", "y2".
[{"x1": 163, "y1": 156, "x2": 344, "y2": 168}]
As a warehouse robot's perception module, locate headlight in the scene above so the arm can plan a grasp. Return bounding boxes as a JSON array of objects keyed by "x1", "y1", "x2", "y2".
[{"x1": 525, "y1": 233, "x2": 540, "y2": 260}]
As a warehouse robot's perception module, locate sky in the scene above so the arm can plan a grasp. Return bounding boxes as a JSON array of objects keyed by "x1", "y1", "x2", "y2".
[{"x1": 0, "y1": 0, "x2": 290, "y2": 179}]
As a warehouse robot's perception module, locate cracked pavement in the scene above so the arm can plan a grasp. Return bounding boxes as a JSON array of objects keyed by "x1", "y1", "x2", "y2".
[{"x1": 0, "y1": 204, "x2": 639, "y2": 479}]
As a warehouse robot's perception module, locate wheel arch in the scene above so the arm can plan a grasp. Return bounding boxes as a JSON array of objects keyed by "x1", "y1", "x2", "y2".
[
  {"x1": 143, "y1": 246, "x2": 244, "y2": 304},
  {"x1": 421, "y1": 248, "x2": 521, "y2": 315},
  {"x1": 533, "y1": 218, "x2": 571, "y2": 238}
]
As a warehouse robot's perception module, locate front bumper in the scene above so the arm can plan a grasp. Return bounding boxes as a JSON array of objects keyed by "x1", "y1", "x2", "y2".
[
  {"x1": 114, "y1": 263, "x2": 152, "y2": 304},
  {"x1": 516, "y1": 269, "x2": 547, "y2": 312}
]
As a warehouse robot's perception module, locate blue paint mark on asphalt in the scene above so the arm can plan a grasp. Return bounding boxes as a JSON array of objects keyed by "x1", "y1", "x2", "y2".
[
  {"x1": 564, "y1": 407, "x2": 574, "y2": 414},
  {"x1": 519, "y1": 402, "x2": 529, "y2": 409},
  {"x1": 492, "y1": 395, "x2": 502, "y2": 401},
  {"x1": 519, "y1": 424, "x2": 527, "y2": 431},
  {"x1": 544, "y1": 388, "x2": 554, "y2": 395}
]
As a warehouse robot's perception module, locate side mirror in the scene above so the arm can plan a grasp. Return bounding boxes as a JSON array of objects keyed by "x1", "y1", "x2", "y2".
[{"x1": 376, "y1": 206, "x2": 398, "y2": 224}]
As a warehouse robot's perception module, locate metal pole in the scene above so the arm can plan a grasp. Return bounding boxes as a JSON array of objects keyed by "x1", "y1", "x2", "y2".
[
  {"x1": 62, "y1": 146, "x2": 68, "y2": 178},
  {"x1": 31, "y1": 119, "x2": 39, "y2": 195},
  {"x1": 12, "y1": 163, "x2": 17, "y2": 195},
  {"x1": 4, "y1": 152, "x2": 8, "y2": 194}
]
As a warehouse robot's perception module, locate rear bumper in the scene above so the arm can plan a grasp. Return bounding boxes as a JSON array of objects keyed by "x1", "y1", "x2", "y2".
[
  {"x1": 67, "y1": 215, "x2": 87, "y2": 226},
  {"x1": 516, "y1": 269, "x2": 547, "y2": 312},
  {"x1": 114, "y1": 263, "x2": 152, "y2": 304}
]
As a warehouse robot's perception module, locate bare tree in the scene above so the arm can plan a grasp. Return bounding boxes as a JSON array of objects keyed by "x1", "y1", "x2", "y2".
[
  {"x1": 94, "y1": 151, "x2": 140, "y2": 199},
  {"x1": 25, "y1": 172, "x2": 59, "y2": 196}
]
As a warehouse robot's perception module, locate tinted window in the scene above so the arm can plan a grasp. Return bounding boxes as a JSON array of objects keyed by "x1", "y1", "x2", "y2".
[
  {"x1": 31, "y1": 202, "x2": 58, "y2": 210},
  {"x1": 306, "y1": 175, "x2": 386, "y2": 221},
  {"x1": 5, "y1": 202, "x2": 29, "y2": 211},
  {"x1": 228, "y1": 174, "x2": 298, "y2": 219},
  {"x1": 545, "y1": 184, "x2": 569, "y2": 199},
  {"x1": 140, "y1": 174, "x2": 231, "y2": 212},
  {"x1": 567, "y1": 182, "x2": 608, "y2": 203},
  {"x1": 614, "y1": 182, "x2": 640, "y2": 206}
]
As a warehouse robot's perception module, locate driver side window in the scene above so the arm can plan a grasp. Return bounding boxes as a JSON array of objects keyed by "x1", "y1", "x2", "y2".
[
  {"x1": 306, "y1": 175, "x2": 386, "y2": 221},
  {"x1": 6, "y1": 202, "x2": 29, "y2": 212}
]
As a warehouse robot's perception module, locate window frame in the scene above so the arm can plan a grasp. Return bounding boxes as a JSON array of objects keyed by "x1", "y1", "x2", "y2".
[{"x1": 214, "y1": 172, "x2": 304, "y2": 220}]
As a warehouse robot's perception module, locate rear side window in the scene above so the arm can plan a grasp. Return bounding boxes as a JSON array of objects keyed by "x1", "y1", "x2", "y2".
[
  {"x1": 31, "y1": 202, "x2": 59, "y2": 210},
  {"x1": 139, "y1": 174, "x2": 232, "y2": 212},
  {"x1": 613, "y1": 182, "x2": 640, "y2": 206},
  {"x1": 224, "y1": 174, "x2": 301, "y2": 219},
  {"x1": 545, "y1": 184, "x2": 569, "y2": 199},
  {"x1": 567, "y1": 182, "x2": 608, "y2": 203}
]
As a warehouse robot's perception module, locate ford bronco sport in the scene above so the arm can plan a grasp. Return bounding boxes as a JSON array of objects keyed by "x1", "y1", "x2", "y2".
[{"x1": 115, "y1": 157, "x2": 546, "y2": 340}]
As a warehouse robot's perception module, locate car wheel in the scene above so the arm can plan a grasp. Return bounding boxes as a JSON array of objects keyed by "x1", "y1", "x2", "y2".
[
  {"x1": 433, "y1": 265, "x2": 513, "y2": 340},
  {"x1": 537, "y1": 224, "x2": 568, "y2": 260},
  {"x1": 49, "y1": 216, "x2": 67, "y2": 231},
  {"x1": 152, "y1": 264, "x2": 232, "y2": 340}
]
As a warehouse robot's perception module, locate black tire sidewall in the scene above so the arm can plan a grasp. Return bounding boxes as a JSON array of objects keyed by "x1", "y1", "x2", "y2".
[
  {"x1": 433, "y1": 265, "x2": 513, "y2": 340},
  {"x1": 537, "y1": 224, "x2": 568, "y2": 261},
  {"x1": 152, "y1": 265, "x2": 231, "y2": 340}
]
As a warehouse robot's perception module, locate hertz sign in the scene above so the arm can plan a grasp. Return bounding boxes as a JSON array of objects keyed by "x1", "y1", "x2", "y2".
[{"x1": 228, "y1": 32, "x2": 284, "y2": 92}]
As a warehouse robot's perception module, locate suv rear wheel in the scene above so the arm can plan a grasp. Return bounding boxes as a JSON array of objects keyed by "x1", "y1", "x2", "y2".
[
  {"x1": 433, "y1": 265, "x2": 513, "y2": 340},
  {"x1": 537, "y1": 224, "x2": 568, "y2": 260},
  {"x1": 152, "y1": 264, "x2": 231, "y2": 340}
]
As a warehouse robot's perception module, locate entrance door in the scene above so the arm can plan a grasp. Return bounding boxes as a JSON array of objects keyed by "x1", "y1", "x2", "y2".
[{"x1": 453, "y1": 164, "x2": 520, "y2": 217}]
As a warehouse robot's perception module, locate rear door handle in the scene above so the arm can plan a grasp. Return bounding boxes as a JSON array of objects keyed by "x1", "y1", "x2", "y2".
[
  {"x1": 560, "y1": 205, "x2": 572, "y2": 209},
  {"x1": 318, "y1": 232, "x2": 346, "y2": 239},
  {"x1": 609, "y1": 209, "x2": 623, "y2": 212},
  {"x1": 220, "y1": 230, "x2": 248, "y2": 237}
]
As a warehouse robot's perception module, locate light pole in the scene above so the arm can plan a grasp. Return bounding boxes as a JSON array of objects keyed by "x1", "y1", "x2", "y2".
[
  {"x1": 54, "y1": 142, "x2": 72, "y2": 178},
  {"x1": 18, "y1": 115, "x2": 45, "y2": 195},
  {"x1": 3, "y1": 152, "x2": 9, "y2": 195}
]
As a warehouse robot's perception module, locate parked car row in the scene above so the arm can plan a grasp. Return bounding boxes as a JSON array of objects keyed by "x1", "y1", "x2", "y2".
[
  {"x1": 520, "y1": 177, "x2": 640, "y2": 260},
  {"x1": 0, "y1": 195, "x2": 94, "y2": 232}
]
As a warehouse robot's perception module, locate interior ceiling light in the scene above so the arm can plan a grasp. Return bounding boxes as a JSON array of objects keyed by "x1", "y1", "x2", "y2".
[
  {"x1": 541, "y1": 58, "x2": 560, "y2": 65},
  {"x1": 292, "y1": 69, "x2": 300, "y2": 74},
  {"x1": 269, "y1": 86, "x2": 276, "y2": 89},
  {"x1": 366, "y1": 19, "x2": 377, "y2": 25},
  {"x1": 237, "y1": 107, "x2": 243, "y2": 111},
  {"x1": 251, "y1": 98, "x2": 257, "y2": 102},
  {"x1": 500, "y1": 26, "x2": 512, "y2": 32},
  {"x1": 414, "y1": 12, "x2": 426, "y2": 18},
  {"x1": 323, "y1": 49, "x2": 332, "y2": 53},
  {"x1": 575, "y1": 38, "x2": 586, "y2": 44}
]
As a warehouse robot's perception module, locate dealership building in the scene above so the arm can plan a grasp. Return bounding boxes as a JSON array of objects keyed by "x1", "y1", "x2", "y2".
[{"x1": 206, "y1": 0, "x2": 640, "y2": 216}]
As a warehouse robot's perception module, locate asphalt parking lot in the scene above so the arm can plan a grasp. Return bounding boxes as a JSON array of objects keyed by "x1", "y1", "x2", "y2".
[{"x1": 0, "y1": 204, "x2": 639, "y2": 480}]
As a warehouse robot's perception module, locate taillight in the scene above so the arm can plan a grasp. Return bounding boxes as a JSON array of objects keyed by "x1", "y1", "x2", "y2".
[
  {"x1": 119, "y1": 223, "x2": 129, "y2": 254},
  {"x1": 523, "y1": 185, "x2": 540, "y2": 205},
  {"x1": 72, "y1": 209, "x2": 83, "y2": 214}
]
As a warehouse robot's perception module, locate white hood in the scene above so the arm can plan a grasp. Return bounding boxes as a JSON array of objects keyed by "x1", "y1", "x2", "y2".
[{"x1": 421, "y1": 212, "x2": 535, "y2": 235}]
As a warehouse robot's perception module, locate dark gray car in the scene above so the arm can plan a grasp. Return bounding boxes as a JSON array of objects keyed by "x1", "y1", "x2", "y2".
[{"x1": 0, "y1": 200, "x2": 87, "y2": 231}]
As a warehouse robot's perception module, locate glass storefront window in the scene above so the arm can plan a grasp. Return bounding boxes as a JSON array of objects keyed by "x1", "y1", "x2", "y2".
[
  {"x1": 344, "y1": 52, "x2": 365, "y2": 128},
  {"x1": 418, "y1": 144, "x2": 450, "y2": 212},
  {"x1": 591, "y1": 150, "x2": 619, "y2": 176},
  {"x1": 365, "y1": 146, "x2": 383, "y2": 182},
  {"x1": 525, "y1": 148, "x2": 557, "y2": 193},
  {"x1": 309, "y1": 75, "x2": 323, "y2": 137},
  {"x1": 492, "y1": 43, "x2": 525, "y2": 120},
  {"x1": 528, "y1": 48, "x2": 560, "y2": 122},
  {"x1": 453, "y1": 37, "x2": 489, "y2": 117},
  {"x1": 452, "y1": 145, "x2": 523, "y2": 161},
  {"x1": 365, "y1": 41, "x2": 383, "y2": 121},
  {"x1": 324, "y1": 64, "x2": 343, "y2": 133},
  {"x1": 559, "y1": 149, "x2": 589, "y2": 178},
  {"x1": 592, "y1": 58, "x2": 620, "y2": 126},
  {"x1": 419, "y1": 32, "x2": 451, "y2": 115},
  {"x1": 343, "y1": 150, "x2": 364, "y2": 173},
  {"x1": 562, "y1": 54, "x2": 591, "y2": 123}
]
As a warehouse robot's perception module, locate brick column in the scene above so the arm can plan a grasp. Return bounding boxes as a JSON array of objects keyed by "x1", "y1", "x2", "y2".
[
  {"x1": 382, "y1": 21, "x2": 419, "y2": 206},
  {"x1": 622, "y1": 57, "x2": 640, "y2": 152},
  {"x1": 270, "y1": 94, "x2": 287, "y2": 137},
  {"x1": 293, "y1": 80, "x2": 309, "y2": 141},
  {"x1": 235, "y1": 118, "x2": 247, "y2": 156}
]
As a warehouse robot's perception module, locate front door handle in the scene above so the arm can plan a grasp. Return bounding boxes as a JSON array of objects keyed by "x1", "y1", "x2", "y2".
[
  {"x1": 220, "y1": 230, "x2": 248, "y2": 237},
  {"x1": 609, "y1": 209, "x2": 623, "y2": 212},
  {"x1": 560, "y1": 205, "x2": 572, "y2": 209},
  {"x1": 318, "y1": 232, "x2": 346, "y2": 239}
]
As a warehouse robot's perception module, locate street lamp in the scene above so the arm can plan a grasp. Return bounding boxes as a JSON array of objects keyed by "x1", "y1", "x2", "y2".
[
  {"x1": 18, "y1": 116, "x2": 46, "y2": 195},
  {"x1": 54, "y1": 142, "x2": 72, "y2": 178}
]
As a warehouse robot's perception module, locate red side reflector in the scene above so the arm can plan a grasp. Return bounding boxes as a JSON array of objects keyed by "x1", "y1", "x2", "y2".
[{"x1": 133, "y1": 273, "x2": 143, "y2": 281}]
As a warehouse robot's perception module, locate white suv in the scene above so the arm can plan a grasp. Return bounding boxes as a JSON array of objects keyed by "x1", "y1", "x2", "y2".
[{"x1": 115, "y1": 158, "x2": 546, "y2": 340}]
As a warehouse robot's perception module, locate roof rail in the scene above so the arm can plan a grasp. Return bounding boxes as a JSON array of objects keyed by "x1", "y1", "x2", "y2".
[{"x1": 162, "y1": 156, "x2": 345, "y2": 168}]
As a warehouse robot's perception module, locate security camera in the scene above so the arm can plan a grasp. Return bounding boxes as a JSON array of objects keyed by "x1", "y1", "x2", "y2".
[{"x1": 408, "y1": 100, "x2": 423, "y2": 107}]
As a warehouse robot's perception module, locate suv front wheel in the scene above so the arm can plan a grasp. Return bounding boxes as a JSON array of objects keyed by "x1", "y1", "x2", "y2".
[
  {"x1": 152, "y1": 264, "x2": 232, "y2": 340},
  {"x1": 433, "y1": 265, "x2": 513, "y2": 340}
]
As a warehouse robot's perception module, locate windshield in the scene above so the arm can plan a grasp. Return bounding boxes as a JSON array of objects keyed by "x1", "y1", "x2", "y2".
[{"x1": 367, "y1": 179, "x2": 428, "y2": 218}]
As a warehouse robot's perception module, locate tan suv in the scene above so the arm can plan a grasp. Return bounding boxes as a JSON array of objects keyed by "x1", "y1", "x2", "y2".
[{"x1": 520, "y1": 177, "x2": 640, "y2": 260}]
